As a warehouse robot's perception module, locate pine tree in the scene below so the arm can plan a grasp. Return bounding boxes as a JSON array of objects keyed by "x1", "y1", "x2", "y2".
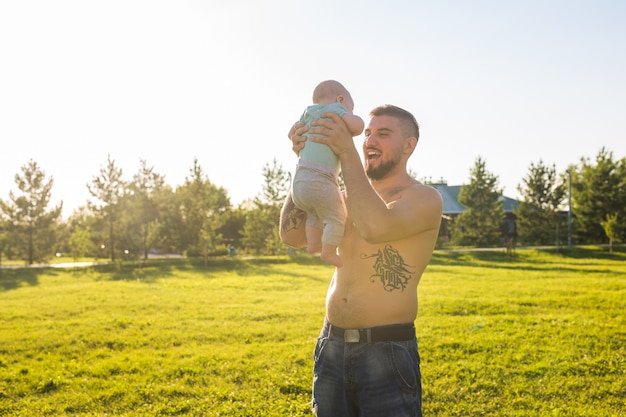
[
  {"x1": 176, "y1": 158, "x2": 230, "y2": 257},
  {"x1": 515, "y1": 160, "x2": 566, "y2": 245},
  {"x1": 0, "y1": 160, "x2": 62, "y2": 264},
  {"x1": 453, "y1": 157, "x2": 504, "y2": 247},
  {"x1": 87, "y1": 155, "x2": 126, "y2": 262},
  {"x1": 124, "y1": 159, "x2": 167, "y2": 260},
  {"x1": 571, "y1": 148, "x2": 626, "y2": 243},
  {"x1": 242, "y1": 158, "x2": 291, "y2": 255}
]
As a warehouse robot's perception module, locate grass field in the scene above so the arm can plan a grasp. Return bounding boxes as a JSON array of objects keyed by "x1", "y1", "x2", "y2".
[{"x1": 0, "y1": 247, "x2": 624, "y2": 416}]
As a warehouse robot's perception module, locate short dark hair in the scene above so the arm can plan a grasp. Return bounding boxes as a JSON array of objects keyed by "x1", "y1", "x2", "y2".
[{"x1": 370, "y1": 105, "x2": 419, "y2": 142}]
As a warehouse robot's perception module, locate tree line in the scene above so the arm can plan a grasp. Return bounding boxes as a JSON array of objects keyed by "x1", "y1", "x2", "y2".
[
  {"x1": 1, "y1": 147, "x2": 624, "y2": 266},
  {"x1": 451, "y1": 147, "x2": 625, "y2": 251}
]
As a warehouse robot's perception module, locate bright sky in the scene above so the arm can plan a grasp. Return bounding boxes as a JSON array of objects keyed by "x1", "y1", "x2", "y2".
[{"x1": 1, "y1": 1, "x2": 625, "y2": 219}]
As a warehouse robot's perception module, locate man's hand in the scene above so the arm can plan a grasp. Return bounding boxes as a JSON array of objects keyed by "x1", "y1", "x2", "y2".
[
  {"x1": 308, "y1": 112, "x2": 355, "y2": 158},
  {"x1": 288, "y1": 122, "x2": 308, "y2": 157}
]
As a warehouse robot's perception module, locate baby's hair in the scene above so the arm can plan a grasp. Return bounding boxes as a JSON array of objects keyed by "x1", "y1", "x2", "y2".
[{"x1": 312, "y1": 80, "x2": 349, "y2": 104}]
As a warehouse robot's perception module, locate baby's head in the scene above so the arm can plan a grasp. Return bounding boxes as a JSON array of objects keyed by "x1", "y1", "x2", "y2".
[{"x1": 312, "y1": 80, "x2": 355, "y2": 112}]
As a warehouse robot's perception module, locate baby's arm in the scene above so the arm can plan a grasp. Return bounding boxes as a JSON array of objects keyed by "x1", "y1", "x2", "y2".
[{"x1": 341, "y1": 113, "x2": 365, "y2": 137}]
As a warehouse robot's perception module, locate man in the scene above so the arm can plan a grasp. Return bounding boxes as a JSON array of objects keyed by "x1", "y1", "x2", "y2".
[{"x1": 280, "y1": 104, "x2": 443, "y2": 417}]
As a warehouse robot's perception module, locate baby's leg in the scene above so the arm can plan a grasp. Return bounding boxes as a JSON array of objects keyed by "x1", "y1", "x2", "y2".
[
  {"x1": 306, "y1": 225, "x2": 323, "y2": 254},
  {"x1": 320, "y1": 244, "x2": 342, "y2": 268}
]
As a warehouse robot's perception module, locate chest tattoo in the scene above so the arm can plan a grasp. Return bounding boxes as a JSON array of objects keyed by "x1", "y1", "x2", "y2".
[{"x1": 361, "y1": 245, "x2": 414, "y2": 292}]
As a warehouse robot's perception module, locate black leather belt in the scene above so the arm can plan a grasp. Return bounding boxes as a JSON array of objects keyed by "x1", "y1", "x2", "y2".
[{"x1": 327, "y1": 321, "x2": 415, "y2": 343}]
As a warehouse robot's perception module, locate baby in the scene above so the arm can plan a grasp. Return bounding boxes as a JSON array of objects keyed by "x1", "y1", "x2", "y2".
[{"x1": 291, "y1": 80, "x2": 364, "y2": 267}]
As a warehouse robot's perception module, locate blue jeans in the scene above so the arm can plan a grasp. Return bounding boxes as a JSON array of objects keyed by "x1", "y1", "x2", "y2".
[{"x1": 312, "y1": 321, "x2": 422, "y2": 417}]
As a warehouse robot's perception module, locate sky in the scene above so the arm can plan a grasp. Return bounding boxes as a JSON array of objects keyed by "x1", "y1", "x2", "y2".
[{"x1": 1, "y1": 0, "x2": 625, "y2": 219}]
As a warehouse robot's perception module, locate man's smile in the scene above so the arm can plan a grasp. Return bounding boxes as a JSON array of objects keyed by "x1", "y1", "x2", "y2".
[{"x1": 365, "y1": 148, "x2": 382, "y2": 162}]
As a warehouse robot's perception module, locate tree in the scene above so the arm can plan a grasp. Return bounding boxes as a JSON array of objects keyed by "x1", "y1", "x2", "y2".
[
  {"x1": 601, "y1": 213, "x2": 619, "y2": 253},
  {"x1": 87, "y1": 155, "x2": 126, "y2": 262},
  {"x1": 258, "y1": 158, "x2": 292, "y2": 207},
  {"x1": 198, "y1": 214, "x2": 224, "y2": 266},
  {"x1": 242, "y1": 159, "x2": 291, "y2": 254},
  {"x1": 0, "y1": 160, "x2": 62, "y2": 264},
  {"x1": 124, "y1": 160, "x2": 167, "y2": 260},
  {"x1": 150, "y1": 185, "x2": 183, "y2": 254},
  {"x1": 0, "y1": 219, "x2": 10, "y2": 271},
  {"x1": 453, "y1": 157, "x2": 504, "y2": 247},
  {"x1": 68, "y1": 225, "x2": 92, "y2": 262},
  {"x1": 65, "y1": 206, "x2": 100, "y2": 258},
  {"x1": 176, "y1": 159, "x2": 231, "y2": 257},
  {"x1": 571, "y1": 148, "x2": 626, "y2": 244},
  {"x1": 216, "y1": 206, "x2": 247, "y2": 249},
  {"x1": 515, "y1": 160, "x2": 567, "y2": 246}
]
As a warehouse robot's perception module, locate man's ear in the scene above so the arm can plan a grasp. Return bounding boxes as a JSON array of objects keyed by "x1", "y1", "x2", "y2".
[{"x1": 405, "y1": 137, "x2": 418, "y2": 155}]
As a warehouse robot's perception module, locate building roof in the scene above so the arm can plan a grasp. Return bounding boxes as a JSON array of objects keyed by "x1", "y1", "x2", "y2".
[{"x1": 430, "y1": 184, "x2": 519, "y2": 215}]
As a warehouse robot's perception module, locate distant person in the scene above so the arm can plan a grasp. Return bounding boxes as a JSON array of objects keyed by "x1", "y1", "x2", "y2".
[
  {"x1": 291, "y1": 80, "x2": 364, "y2": 268},
  {"x1": 281, "y1": 104, "x2": 443, "y2": 416}
]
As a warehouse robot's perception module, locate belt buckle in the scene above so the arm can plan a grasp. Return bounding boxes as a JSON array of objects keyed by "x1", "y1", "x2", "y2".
[{"x1": 344, "y1": 329, "x2": 360, "y2": 343}]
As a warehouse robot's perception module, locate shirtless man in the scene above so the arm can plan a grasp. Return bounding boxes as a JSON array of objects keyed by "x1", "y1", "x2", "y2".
[{"x1": 280, "y1": 104, "x2": 443, "y2": 417}]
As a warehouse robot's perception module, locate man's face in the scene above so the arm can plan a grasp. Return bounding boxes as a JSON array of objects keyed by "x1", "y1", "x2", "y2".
[{"x1": 362, "y1": 115, "x2": 404, "y2": 180}]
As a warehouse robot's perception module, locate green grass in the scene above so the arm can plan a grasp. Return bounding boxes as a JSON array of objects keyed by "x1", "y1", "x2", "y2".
[
  {"x1": 422, "y1": 248, "x2": 626, "y2": 416},
  {"x1": 0, "y1": 248, "x2": 624, "y2": 416}
]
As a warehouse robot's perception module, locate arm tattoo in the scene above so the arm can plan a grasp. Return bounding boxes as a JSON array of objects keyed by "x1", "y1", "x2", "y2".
[
  {"x1": 281, "y1": 201, "x2": 306, "y2": 233},
  {"x1": 361, "y1": 245, "x2": 414, "y2": 292}
]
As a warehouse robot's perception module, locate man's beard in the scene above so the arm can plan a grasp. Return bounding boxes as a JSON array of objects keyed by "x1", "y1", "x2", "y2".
[{"x1": 366, "y1": 154, "x2": 400, "y2": 180}]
